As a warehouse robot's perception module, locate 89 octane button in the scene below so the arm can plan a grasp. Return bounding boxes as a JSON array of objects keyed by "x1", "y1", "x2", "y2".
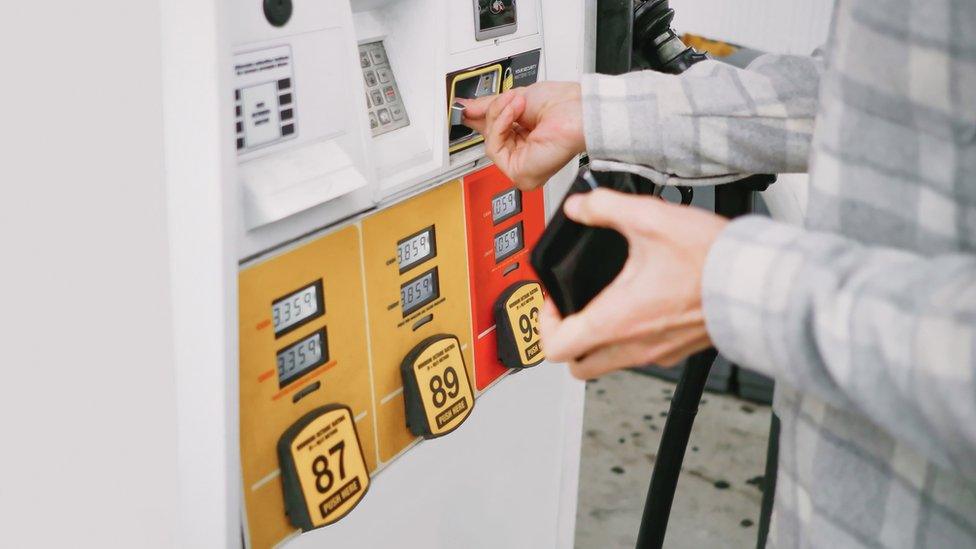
[
  {"x1": 278, "y1": 405, "x2": 370, "y2": 531},
  {"x1": 494, "y1": 281, "x2": 546, "y2": 369},
  {"x1": 401, "y1": 334, "x2": 475, "y2": 438}
]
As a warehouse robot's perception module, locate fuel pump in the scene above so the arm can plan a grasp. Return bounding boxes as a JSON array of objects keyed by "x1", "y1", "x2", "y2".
[{"x1": 531, "y1": 1, "x2": 774, "y2": 547}]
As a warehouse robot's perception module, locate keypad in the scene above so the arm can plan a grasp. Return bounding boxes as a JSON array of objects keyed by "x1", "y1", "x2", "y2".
[{"x1": 359, "y1": 41, "x2": 409, "y2": 137}]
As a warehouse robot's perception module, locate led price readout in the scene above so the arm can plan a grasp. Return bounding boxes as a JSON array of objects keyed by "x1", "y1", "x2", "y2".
[
  {"x1": 272, "y1": 280, "x2": 325, "y2": 337},
  {"x1": 276, "y1": 329, "x2": 329, "y2": 388},
  {"x1": 397, "y1": 226, "x2": 436, "y2": 273},
  {"x1": 491, "y1": 188, "x2": 522, "y2": 225},
  {"x1": 494, "y1": 222, "x2": 524, "y2": 263},
  {"x1": 401, "y1": 268, "x2": 440, "y2": 317}
]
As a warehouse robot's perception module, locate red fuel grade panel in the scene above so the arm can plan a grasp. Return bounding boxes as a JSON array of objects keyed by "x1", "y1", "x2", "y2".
[{"x1": 463, "y1": 165, "x2": 546, "y2": 391}]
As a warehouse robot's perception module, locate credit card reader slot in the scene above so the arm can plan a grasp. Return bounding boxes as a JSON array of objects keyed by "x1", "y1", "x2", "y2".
[{"x1": 447, "y1": 65, "x2": 502, "y2": 153}]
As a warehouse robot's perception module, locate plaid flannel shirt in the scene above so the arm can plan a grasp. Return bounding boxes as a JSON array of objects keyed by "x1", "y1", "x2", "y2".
[{"x1": 581, "y1": 0, "x2": 976, "y2": 547}]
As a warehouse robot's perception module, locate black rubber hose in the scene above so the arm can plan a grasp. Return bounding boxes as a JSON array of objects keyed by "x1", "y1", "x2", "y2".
[
  {"x1": 634, "y1": 180, "x2": 762, "y2": 549},
  {"x1": 635, "y1": 348, "x2": 717, "y2": 548}
]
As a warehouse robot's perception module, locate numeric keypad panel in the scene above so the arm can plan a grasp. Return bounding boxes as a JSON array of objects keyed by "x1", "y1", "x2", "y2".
[{"x1": 359, "y1": 41, "x2": 410, "y2": 137}]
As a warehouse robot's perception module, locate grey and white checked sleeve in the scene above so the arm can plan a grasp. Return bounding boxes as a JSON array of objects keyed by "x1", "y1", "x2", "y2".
[
  {"x1": 581, "y1": 53, "x2": 824, "y2": 186},
  {"x1": 580, "y1": 50, "x2": 976, "y2": 477},
  {"x1": 702, "y1": 217, "x2": 976, "y2": 477}
]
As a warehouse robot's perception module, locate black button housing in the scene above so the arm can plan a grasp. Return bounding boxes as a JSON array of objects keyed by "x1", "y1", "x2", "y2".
[{"x1": 263, "y1": 0, "x2": 293, "y2": 27}]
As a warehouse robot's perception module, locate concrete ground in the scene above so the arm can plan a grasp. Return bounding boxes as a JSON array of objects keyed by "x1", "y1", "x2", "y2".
[{"x1": 575, "y1": 370, "x2": 772, "y2": 549}]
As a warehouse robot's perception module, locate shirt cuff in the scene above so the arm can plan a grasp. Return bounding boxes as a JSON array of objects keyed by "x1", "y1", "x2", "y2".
[{"x1": 701, "y1": 215, "x2": 806, "y2": 378}]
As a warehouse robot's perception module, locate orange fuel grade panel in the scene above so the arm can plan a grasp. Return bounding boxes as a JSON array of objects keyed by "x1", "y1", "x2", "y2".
[
  {"x1": 463, "y1": 165, "x2": 546, "y2": 390},
  {"x1": 239, "y1": 225, "x2": 377, "y2": 549},
  {"x1": 362, "y1": 180, "x2": 476, "y2": 463}
]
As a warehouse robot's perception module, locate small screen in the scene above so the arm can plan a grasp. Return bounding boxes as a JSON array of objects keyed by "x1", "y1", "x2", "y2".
[
  {"x1": 398, "y1": 226, "x2": 437, "y2": 273},
  {"x1": 272, "y1": 280, "x2": 324, "y2": 337},
  {"x1": 401, "y1": 268, "x2": 440, "y2": 317},
  {"x1": 478, "y1": 0, "x2": 517, "y2": 31},
  {"x1": 276, "y1": 329, "x2": 329, "y2": 387},
  {"x1": 494, "y1": 222, "x2": 524, "y2": 263},
  {"x1": 491, "y1": 188, "x2": 522, "y2": 225}
]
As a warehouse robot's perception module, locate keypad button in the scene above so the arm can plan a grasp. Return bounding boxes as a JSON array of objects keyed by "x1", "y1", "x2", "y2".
[
  {"x1": 360, "y1": 51, "x2": 371, "y2": 68},
  {"x1": 364, "y1": 70, "x2": 378, "y2": 87},
  {"x1": 383, "y1": 86, "x2": 397, "y2": 103},
  {"x1": 370, "y1": 49, "x2": 387, "y2": 65},
  {"x1": 279, "y1": 92, "x2": 293, "y2": 106},
  {"x1": 377, "y1": 109, "x2": 392, "y2": 125},
  {"x1": 391, "y1": 105, "x2": 405, "y2": 121},
  {"x1": 377, "y1": 68, "x2": 392, "y2": 84},
  {"x1": 370, "y1": 89, "x2": 384, "y2": 106},
  {"x1": 277, "y1": 78, "x2": 291, "y2": 90},
  {"x1": 369, "y1": 113, "x2": 379, "y2": 129},
  {"x1": 281, "y1": 124, "x2": 295, "y2": 136},
  {"x1": 280, "y1": 108, "x2": 294, "y2": 121}
]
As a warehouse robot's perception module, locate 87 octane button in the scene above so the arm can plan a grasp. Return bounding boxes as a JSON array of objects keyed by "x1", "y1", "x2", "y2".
[
  {"x1": 278, "y1": 405, "x2": 370, "y2": 531},
  {"x1": 494, "y1": 281, "x2": 546, "y2": 369},
  {"x1": 401, "y1": 335, "x2": 475, "y2": 438}
]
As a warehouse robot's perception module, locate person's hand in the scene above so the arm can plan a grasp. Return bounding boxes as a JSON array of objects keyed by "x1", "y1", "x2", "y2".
[
  {"x1": 540, "y1": 189, "x2": 729, "y2": 380},
  {"x1": 460, "y1": 82, "x2": 585, "y2": 190}
]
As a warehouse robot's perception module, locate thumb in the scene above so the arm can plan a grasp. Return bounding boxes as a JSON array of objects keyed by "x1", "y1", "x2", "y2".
[
  {"x1": 563, "y1": 188, "x2": 652, "y2": 236},
  {"x1": 457, "y1": 95, "x2": 495, "y2": 121}
]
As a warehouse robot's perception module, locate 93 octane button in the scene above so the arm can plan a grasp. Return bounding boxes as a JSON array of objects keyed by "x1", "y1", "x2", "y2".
[
  {"x1": 401, "y1": 334, "x2": 475, "y2": 438},
  {"x1": 277, "y1": 405, "x2": 370, "y2": 531},
  {"x1": 494, "y1": 281, "x2": 545, "y2": 369}
]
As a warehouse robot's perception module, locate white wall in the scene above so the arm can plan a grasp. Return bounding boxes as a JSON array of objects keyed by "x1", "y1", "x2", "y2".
[
  {"x1": 672, "y1": 0, "x2": 835, "y2": 55},
  {"x1": 0, "y1": 1, "x2": 179, "y2": 547}
]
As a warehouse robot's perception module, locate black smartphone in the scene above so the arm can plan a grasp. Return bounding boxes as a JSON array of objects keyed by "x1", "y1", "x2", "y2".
[{"x1": 531, "y1": 169, "x2": 636, "y2": 316}]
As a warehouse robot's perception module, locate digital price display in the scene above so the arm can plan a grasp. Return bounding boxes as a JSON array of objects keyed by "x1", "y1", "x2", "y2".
[
  {"x1": 401, "y1": 268, "x2": 440, "y2": 317},
  {"x1": 491, "y1": 188, "x2": 522, "y2": 225},
  {"x1": 278, "y1": 405, "x2": 371, "y2": 531},
  {"x1": 494, "y1": 222, "x2": 524, "y2": 263},
  {"x1": 273, "y1": 280, "x2": 325, "y2": 337},
  {"x1": 397, "y1": 226, "x2": 436, "y2": 273},
  {"x1": 401, "y1": 335, "x2": 475, "y2": 438},
  {"x1": 277, "y1": 329, "x2": 329, "y2": 387}
]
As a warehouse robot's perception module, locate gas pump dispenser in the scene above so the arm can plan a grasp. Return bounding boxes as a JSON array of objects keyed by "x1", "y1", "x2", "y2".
[{"x1": 233, "y1": 1, "x2": 589, "y2": 547}]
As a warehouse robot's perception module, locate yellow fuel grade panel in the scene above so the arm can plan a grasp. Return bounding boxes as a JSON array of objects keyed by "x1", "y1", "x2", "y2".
[
  {"x1": 239, "y1": 225, "x2": 377, "y2": 549},
  {"x1": 362, "y1": 180, "x2": 475, "y2": 463}
]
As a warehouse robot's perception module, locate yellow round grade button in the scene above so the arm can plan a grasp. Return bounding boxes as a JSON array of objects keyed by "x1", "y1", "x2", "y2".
[
  {"x1": 494, "y1": 281, "x2": 546, "y2": 369},
  {"x1": 401, "y1": 334, "x2": 475, "y2": 439},
  {"x1": 277, "y1": 405, "x2": 370, "y2": 531}
]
